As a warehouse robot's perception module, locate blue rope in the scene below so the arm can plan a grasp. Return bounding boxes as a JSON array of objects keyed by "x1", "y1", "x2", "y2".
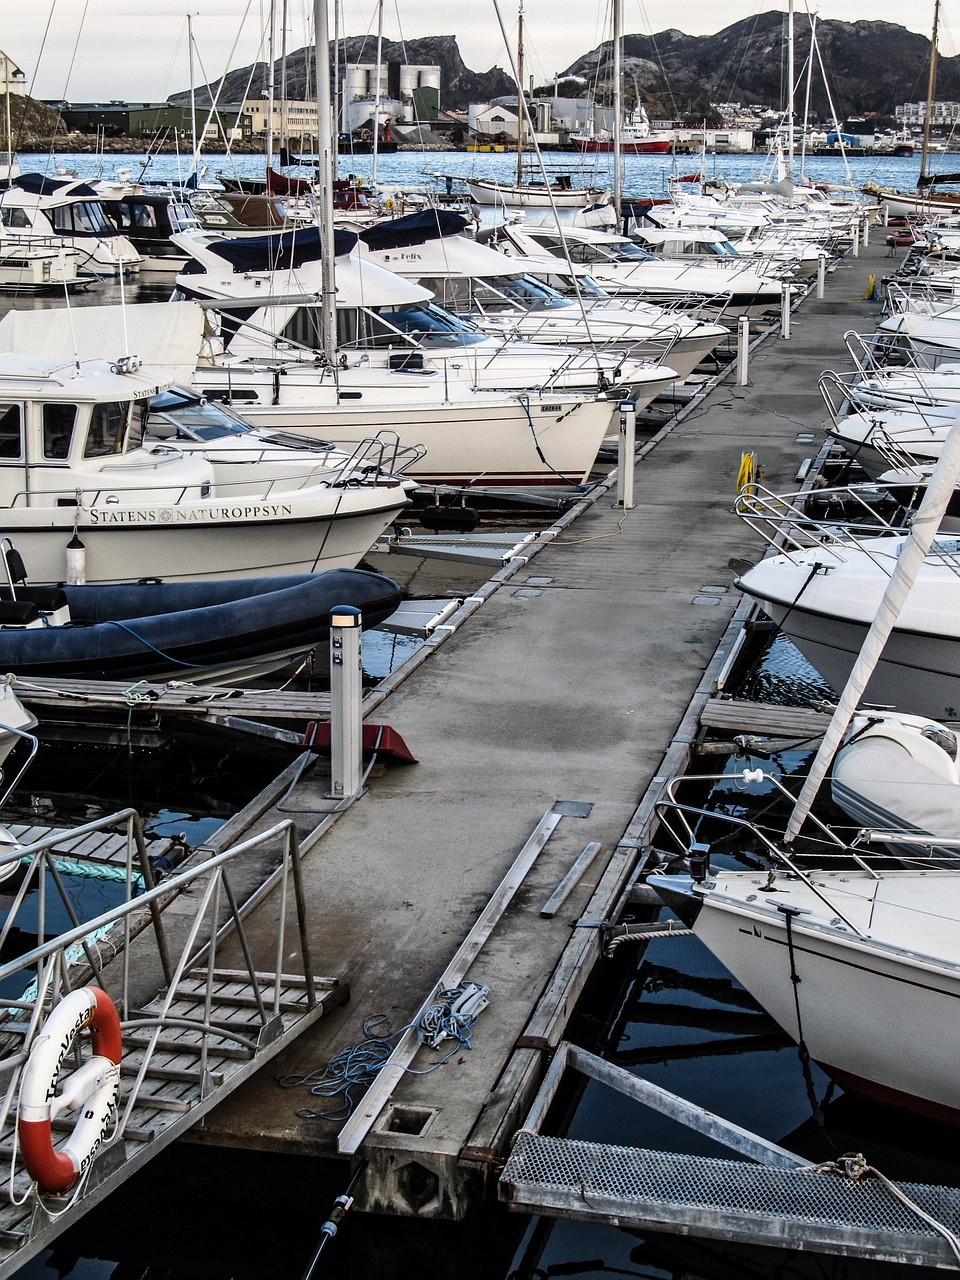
[
  {"x1": 277, "y1": 984, "x2": 488, "y2": 1120},
  {"x1": 102, "y1": 620, "x2": 217, "y2": 667}
]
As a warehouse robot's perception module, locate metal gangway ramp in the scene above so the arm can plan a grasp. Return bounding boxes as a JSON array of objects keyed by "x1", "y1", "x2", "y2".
[
  {"x1": 0, "y1": 810, "x2": 346, "y2": 1277},
  {"x1": 500, "y1": 1043, "x2": 960, "y2": 1270}
]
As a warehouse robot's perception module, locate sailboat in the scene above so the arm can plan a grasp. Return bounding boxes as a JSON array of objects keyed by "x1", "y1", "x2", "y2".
[
  {"x1": 464, "y1": 3, "x2": 610, "y2": 210},
  {"x1": 866, "y1": 0, "x2": 960, "y2": 217}
]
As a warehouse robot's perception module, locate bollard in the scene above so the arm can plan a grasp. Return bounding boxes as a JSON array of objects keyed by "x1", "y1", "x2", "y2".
[
  {"x1": 852, "y1": 220, "x2": 860, "y2": 257},
  {"x1": 329, "y1": 606, "x2": 363, "y2": 800},
  {"x1": 816, "y1": 253, "x2": 826, "y2": 300},
  {"x1": 736, "y1": 315, "x2": 750, "y2": 385},
  {"x1": 780, "y1": 286, "x2": 792, "y2": 340},
  {"x1": 862, "y1": 214, "x2": 870, "y2": 248},
  {"x1": 616, "y1": 399, "x2": 636, "y2": 509},
  {"x1": 882, "y1": 202, "x2": 889, "y2": 227}
]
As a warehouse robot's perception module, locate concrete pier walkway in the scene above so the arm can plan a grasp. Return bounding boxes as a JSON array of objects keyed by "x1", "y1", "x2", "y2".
[{"x1": 187, "y1": 239, "x2": 889, "y2": 1215}]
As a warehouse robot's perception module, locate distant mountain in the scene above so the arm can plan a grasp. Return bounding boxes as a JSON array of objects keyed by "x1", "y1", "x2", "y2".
[
  {"x1": 168, "y1": 35, "x2": 515, "y2": 114},
  {"x1": 561, "y1": 13, "x2": 956, "y2": 120},
  {"x1": 169, "y1": 14, "x2": 956, "y2": 119}
]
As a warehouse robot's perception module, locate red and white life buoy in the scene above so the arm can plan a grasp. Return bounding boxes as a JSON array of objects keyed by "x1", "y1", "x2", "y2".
[{"x1": 18, "y1": 986, "x2": 122, "y2": 1195}]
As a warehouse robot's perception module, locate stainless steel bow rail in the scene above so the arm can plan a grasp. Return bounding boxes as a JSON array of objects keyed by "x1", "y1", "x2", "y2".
[{"x1": 0, "y1": 809, "x2": 344, "y2": 1277}]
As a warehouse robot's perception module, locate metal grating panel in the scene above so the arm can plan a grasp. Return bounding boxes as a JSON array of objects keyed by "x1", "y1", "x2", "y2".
[{"x1": 502, "y1": 1132, "x2": 960, "y2": 1238}]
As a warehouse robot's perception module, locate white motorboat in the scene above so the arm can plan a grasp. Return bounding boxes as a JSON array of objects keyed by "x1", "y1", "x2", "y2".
[
  {"x1": 0, "y1": 174, "x2": 141, "y2": 277},
  {"x1": 490, "y1": 222, "x2": 787, "y2": 313},
  {"x1": 825, "y1": 405, "x2": 957, "y2": 478},
  {"x1": 649, "y1": 853, "x2": 960, "y2": 1122},
  {"x1": 352, "y1": 210, "x2": 726, "y2": 384},
  {"x1": 734, "y1": 531, "x2": 960, "y2": 719},
  {"x1": 0, "y1": 352, "x2": 411, "y2": 585},
  {"x1": 172, "y1": 224, "x2": 667, "y2": 402},
  {"x1": 0, "y1": 235, "x2": 81, "y2": 293}
]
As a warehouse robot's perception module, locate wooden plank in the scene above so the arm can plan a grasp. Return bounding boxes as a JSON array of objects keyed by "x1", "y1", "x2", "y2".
[
  {"x1": 698, "y1": 697, "x2": 831, "y2": 737},
  {"x1": 540, "y1": 843, "x2": 602, "y2": 918}
]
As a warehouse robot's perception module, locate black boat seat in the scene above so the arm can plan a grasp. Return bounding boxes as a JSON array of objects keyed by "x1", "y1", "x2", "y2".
[
  {"x1": 0, "y1": 600, "x2": 42, "y2": 627},
  {"x1": 0, "y1": 585, "x2": 69, "y2": 613}
]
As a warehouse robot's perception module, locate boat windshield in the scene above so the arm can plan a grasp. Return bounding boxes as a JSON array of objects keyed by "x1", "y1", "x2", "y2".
[
  {"x1": 372, "y1": 303, "x2": 487, "y2": 348},
  {"x1": 51, "y1": 201, "x2": 117, "y2": 237},
  {"x1": 148, "y1": 390, "x2": 259, "y2": 441},
  {"x1": 481, "y1": 275, "x2": 568, "y2": 310}
]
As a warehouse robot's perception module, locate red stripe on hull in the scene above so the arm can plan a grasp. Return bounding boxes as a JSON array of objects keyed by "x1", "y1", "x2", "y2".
[{"x1": 822, "y1": 1063, "x2": 960, "y2": 1126}]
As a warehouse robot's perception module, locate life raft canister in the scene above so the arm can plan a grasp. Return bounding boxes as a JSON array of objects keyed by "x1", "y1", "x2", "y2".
[{"x1": 18, "y1": 986, "x2": 122, "y2": 1195}]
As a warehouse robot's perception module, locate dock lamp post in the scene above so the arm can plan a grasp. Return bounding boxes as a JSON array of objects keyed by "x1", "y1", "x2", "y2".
[{"x1": 329, "y1": 605, "x2": 363, "y2": 800}]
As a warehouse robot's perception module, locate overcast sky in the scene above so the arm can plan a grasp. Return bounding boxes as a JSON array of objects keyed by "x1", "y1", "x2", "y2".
[{"x1": 3, "y1": 0, "x2": 953, "y2": 104}]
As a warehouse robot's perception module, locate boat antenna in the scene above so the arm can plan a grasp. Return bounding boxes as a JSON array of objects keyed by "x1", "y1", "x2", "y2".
[
  {"x1": 919, "y1": 0, "x2": 940, "y2": 188},
  {"x1": 188, "y1": 13, "x2": 198, "y2": 166},
  {"x1": 783, "y1": 414, "x2": 960, "y2": 844}
]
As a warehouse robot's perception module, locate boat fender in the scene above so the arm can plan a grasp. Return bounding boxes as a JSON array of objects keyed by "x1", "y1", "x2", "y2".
[
  {"x1": 17, "y1": 986, "x2": 122, "y2": 1195},
  {"x1": 65, "y1": 533, "x2": 85, "y2": 587}
]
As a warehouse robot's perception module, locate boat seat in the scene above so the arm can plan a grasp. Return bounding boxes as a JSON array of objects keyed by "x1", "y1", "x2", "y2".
[
  {"x1": 0, "y1": 585, "x2": 69, "y2": 613},
  {"x1": 0, "y1": 600, "x2": 43, "y2": 628}
]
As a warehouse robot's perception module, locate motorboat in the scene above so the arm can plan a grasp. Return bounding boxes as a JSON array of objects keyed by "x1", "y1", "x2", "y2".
[
  {"x1": 0, "y1": 174, "x2": 141, "y2": 278},
  {"x1": 734, "y1": 530, "x2": 960, "y2": 719},
  {"x1": 489, "y1": 221, "x2": 788, "y2": 313},
  {"x1": 647, "y1": 747, "x2": 960, "y2": 1123},
  {"x1": 172, "y1": 223, "x2": 667, "y2": 402},
  {"x1": 831, "y1": 710, "x2": 960, "y2": 863},
  {"x1": 353, "y1": 210, "x2": 726, "y2": 384},
  {"x1": 0, "y1": 236, "x2": 81, "y2": 293},
  {"x1": 649, "y1": 850, "x2": 960, "y2": 1123},
  {"x1": 0, "y1": 564, "x2": 403, "y2": 684},
  {"x1": 2, "y1": 296, "x2": 612, "y2": 491},
  {"x1": 97, "y1": 184, "x2": 202, "y2": 274},
  {"x1": 0, "y1": 348, "x2": 411, "y2": 585}
]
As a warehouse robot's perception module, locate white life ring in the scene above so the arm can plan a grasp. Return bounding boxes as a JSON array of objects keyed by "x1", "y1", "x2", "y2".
[{"x1": 18, "y1": 986, "x2": 122, "y2": 1195}]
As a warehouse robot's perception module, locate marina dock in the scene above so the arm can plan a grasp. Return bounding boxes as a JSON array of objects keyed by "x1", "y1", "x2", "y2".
[{"x1": 147, "y1": 238, "x2": 887, "y2": 1219}]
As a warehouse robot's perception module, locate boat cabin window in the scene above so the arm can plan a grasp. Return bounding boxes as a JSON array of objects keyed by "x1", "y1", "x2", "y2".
[
  {"x1": 51, "y1": 201, "x2": 115, "y2": 237},
  {"x1": 83, "y1": 401, "x2": 130, "y2": 458},
  {"x1": 0, "y1": 405, "x2": 21, "y2": 459},
  {"x1": 0, "y1": 208, "x2": 30, "y2": 230},
  {"x1": 116, "y1": 201, "x2": 158, "y2": 229},
  {"x1": 148, "y1": 391, "x2": 254, "y2": 441},
  {"x1": 485, "y1": 274, "x2": 567, "y2": 309},
  {"x1": 41, "y1": 403, "x2": 77, "y2": 460}
]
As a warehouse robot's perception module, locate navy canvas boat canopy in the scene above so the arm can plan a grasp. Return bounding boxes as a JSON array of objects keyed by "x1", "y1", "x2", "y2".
[
  {"x1": 14, "y1": 173, "x2": 100, "y2": 198},
  {"x1": 359, "y1": 210, "x2": 470, "y2": 252},
  {"x1": 205, "y1": 225, "x2": 358, "y2": 271}
]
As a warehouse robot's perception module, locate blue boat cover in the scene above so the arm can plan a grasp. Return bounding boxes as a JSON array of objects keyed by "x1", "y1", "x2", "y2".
[
  {"x1": 358, "y1": 210, "x2": 470, "y2": 252},
  {"x1": 204, "y1": 225, "x2": 358, "y2": 271},
  {"x1": 13, "y1": 173, "x2": 100, "y2": 198}
]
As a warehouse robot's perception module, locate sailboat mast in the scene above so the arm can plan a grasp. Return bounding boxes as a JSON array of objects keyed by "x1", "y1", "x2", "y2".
[
  {"x1": 786, "y1": 0, "x2": 795, "y2": 179},
  {"x1": 314, "y1": 0, "x2": 337, "y2": 364},
  {"x1": 187, "y1": 14, "x2": 198, "y2": 165},
  {"x1": 266, "y1": 0, "x2": 276, "y2": 175},
  {"x1": 612, "y1": 0, "x2": 622, "y2": 223},
  {"x1": 516, "y1": 1, "x2": 524, "y2": 187},
  {"x1": 372, "y1": 0, "x2": 384, "y2": 188},
  {"x1": 919, "y1": 0, "x2": 940, "y2": 188}
]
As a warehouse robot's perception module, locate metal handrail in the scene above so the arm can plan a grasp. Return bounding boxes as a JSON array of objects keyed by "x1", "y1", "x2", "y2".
[{"x1": 0, "y1": 813, "x2": 315, "y2": 1195}]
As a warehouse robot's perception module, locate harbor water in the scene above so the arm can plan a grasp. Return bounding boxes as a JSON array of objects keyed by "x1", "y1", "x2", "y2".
[{"x1": 1, "y1": 151, "x2": 957, "y2": 1279}]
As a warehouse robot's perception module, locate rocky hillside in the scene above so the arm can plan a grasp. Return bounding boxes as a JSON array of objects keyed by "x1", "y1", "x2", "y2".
[
  {"x1": 561, "y1": 12, "x2": 957, "y2": 119},
  {"x1": 169, "y1": 35, "x2": 515, "y2": 114},
  {"x1": 168, "y1": 13, "x2": 956, "y2": 120}
]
